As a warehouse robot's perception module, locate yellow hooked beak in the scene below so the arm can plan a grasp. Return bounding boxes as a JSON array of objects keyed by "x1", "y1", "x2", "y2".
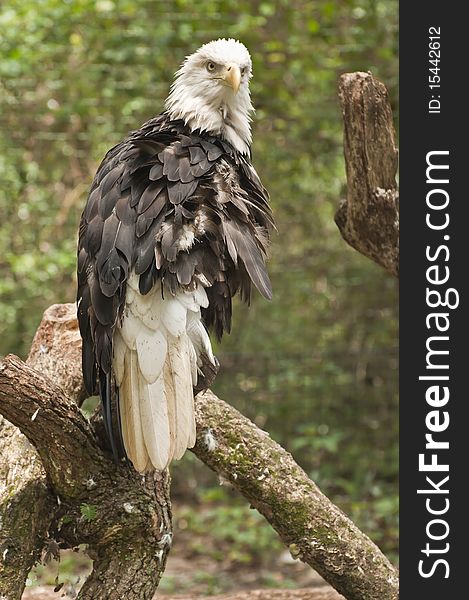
[{"x1": 221, "y1": 63, "x2": 241, "y2": 94}]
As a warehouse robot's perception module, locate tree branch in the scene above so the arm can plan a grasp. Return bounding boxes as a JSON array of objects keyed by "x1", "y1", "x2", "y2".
[
  {"x1": 193, "y1": 392, "x2": 398, "y2": 600},
  {"x1": 0, "y1": 304, "x2": 80, "y2": 598},
  {"x1": 335, "y1": 72, "x2": 399, "y2": 276},
  {"x1": 0, "y1": 415, "x2": 53, "y2": 599},
  {"x1": 0, "y1": 306, "x2": 172, "y2": 600},
  {"x1": 1, "y1": 304, "x2": 398, "y2": 600}
]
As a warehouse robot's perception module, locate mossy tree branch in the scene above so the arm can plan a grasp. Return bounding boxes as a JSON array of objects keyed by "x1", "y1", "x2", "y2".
[{"x1": 192, "y1": 392, "x2": 398, "y2": 600}]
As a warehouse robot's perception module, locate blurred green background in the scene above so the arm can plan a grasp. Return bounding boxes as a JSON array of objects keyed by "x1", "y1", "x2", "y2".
[{"x1": 1, "y1": 0, "x2": 398, "y2": 591}]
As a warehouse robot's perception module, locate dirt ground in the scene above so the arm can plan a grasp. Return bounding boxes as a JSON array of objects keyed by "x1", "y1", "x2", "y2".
[
  {"x1": 22, "y1": 553, "x2": 345, "y2": 600},
  {"x1": 22, "y1": 497, "x2": 347, "y2": 600},
  {"x1": 22, "y1": 586, "x2": 344, "y2": 600}
]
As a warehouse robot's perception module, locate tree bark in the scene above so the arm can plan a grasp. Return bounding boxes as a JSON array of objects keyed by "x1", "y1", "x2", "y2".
[
  {"x1": 335, "y1": 72, "x2": 399, "y2": 277},
  {"x1": 0, "y1": 304, "x2": 80, "y2": 599},
  {"x1": 0, "y1": 416, "x2": 53, "y2": 599},
  {"x1": 0, "y1": 305, "x2": 172, "y2": 600},
  {"x1": 193, "y1": 392, "x2": 398, "y2": 600},
  {"x1": 1, "y1": 303, "x2": 398, "y2": 600}
]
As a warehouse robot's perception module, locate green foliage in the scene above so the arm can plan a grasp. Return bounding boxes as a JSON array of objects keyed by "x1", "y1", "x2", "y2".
[
  {"x1": 1, "y1": 0, "x2": 398, "y2": 561},
  {"x1": 176, "y1": 488, "x2": 283, "y2": 565},
  {"x1": 80, "y1": 503, "x2": 98, "y2": 522}
]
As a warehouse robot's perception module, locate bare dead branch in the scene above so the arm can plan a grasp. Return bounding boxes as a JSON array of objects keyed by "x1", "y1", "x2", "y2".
[{"x1": 335, "y1": 72, "x2": 399, "y2": 277}]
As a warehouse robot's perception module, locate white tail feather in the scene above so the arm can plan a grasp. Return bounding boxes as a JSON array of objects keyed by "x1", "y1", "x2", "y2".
[
  {"x1": 136, "y1": 328, "x2": 167, "y2": 383},
  {"x1": 186, "y1": 311, "x2": 215, "y2": 364},
  {"x1": 115, "y1": 278, "x2": 215, "y2": 472},
  {"x1": 188, "y1": 339, "x2": 198, "y2": 385},
  {"x1": 139, "y1": 373, "x2": 171, "y2": 470},
  {"x1": 161, "y1": 297, "x2": 187, "y2": 337},
  {"x1": 168, "y1": 334, "x2": 196, "y2": 458},
  {"x1": 120, "y1": 349, "x2": 150, "y2": 472}
]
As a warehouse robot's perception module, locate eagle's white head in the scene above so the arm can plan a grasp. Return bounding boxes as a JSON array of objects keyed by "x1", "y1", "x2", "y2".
[{"x1": 165, "y1": 39, "x2": 254, "y2": 155}]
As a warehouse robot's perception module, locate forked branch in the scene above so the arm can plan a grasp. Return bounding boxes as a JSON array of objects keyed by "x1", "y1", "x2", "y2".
[
  {"x1": 1, "y1": 304, "x2": 398, "y2": 600},
  {"x1": 335, "y1": 71, "x2": 399, "y2": 277}
]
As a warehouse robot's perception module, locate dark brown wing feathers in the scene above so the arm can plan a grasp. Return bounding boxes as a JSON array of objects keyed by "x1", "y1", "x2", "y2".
[{"x1": 77, "y1": 114, "x2": 273, "y2": 451}]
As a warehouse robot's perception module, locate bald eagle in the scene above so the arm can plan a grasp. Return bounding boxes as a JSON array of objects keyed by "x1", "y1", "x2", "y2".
[{"x1": 77, "y1": 39, "x2": 274, "y2": 472}]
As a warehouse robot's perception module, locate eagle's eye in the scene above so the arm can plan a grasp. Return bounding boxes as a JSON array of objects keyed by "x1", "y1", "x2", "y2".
[{"x1": 206, "y1": 61, "x2": 216, "y2": 72}]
